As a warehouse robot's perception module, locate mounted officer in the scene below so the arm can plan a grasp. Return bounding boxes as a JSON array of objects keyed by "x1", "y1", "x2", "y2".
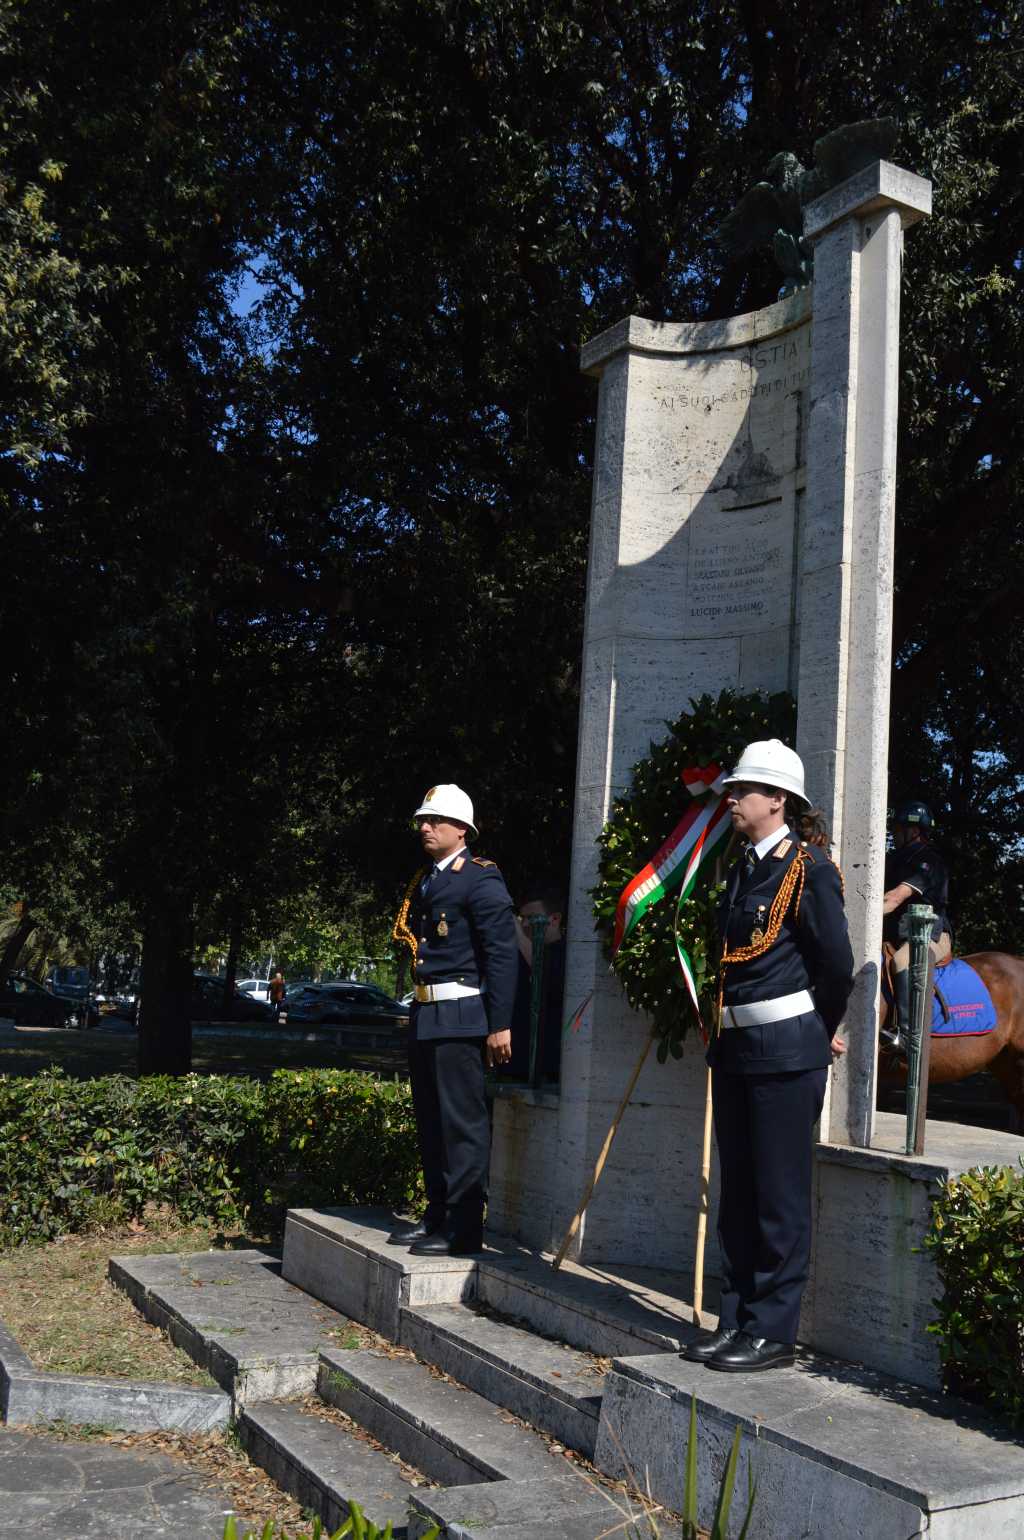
[
  {"x1": 388, "y1": 784, "x2": 518, "y2": 1257},
  {"x1": 682, "y1": 740, "x2": 854, "y2": 1374},
  {"x1": 883, "y1": 800, "x2": 951, "y2": 1035}
]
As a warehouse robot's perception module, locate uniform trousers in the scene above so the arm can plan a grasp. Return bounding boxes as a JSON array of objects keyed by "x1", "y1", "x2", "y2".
[
  {"x1": 407, "y1": 1034, "x2": 490, "y2": 1227},
  {"x1": 712, "y1": 1065, "x2": 828, "y2": 1344}
]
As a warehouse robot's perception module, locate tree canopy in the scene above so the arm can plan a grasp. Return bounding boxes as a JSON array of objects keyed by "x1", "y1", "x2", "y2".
[{"x1": 2, "y1": 0, "x2": 1022, "y2": 1066}]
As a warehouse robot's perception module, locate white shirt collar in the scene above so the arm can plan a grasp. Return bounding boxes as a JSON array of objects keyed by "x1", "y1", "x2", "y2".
[
  {"x1": 434, "y1": 846, "x2": 467, "y2": 873},
  {"x1": 752, "y1": 823, "x2": 790, "y2": 862}
]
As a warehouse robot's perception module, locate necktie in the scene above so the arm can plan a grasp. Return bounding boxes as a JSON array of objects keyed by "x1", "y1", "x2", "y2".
[
  {"x1": 421, "y1": 865, "x2": 439, "y2": 896},
  {"x1": 744, "y1": 846, "x2": 758, "y2": 878}
]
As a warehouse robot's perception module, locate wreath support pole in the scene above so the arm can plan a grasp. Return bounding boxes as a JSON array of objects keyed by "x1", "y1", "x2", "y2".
[
  {"x1": 551, "y1": 1026, "x2": 656, "y2": 1270},
  {"x1": 691, "y1": 1063, "x2": 715, "y2": 1326}
]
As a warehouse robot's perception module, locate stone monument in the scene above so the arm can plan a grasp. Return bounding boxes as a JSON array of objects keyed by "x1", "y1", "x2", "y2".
[
  {"x1": 486, "y1": 157, "x2": 995, "y2": 1383},
  {"x1": 273, "y1": 152, "x2": 1024, "y2": 1540}
]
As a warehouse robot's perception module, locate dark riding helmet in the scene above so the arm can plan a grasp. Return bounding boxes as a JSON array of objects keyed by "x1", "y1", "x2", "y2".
[{"x1": 891, "y1": 800, "x2": 933, "y2": 829}]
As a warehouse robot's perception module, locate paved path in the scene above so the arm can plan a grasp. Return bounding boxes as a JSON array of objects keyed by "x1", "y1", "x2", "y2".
[{"x1": 0, "y1": 1429, "x2": 236, "y2": 1538}]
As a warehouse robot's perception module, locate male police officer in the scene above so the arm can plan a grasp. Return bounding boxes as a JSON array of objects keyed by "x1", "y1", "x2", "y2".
[
  {"x1": 388, "y1": 785, "x2": 518, "y2": 1256},
  {"x1": 883, "y1": 801, "x2": 951, "y2": 1034},
  {"x1": 683, "y1": 741, "x2": 854, "y2": 1373}
]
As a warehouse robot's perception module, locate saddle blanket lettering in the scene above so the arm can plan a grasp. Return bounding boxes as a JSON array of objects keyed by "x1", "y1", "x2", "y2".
[{"x1": 932, "y1": 959, "x2": 997, "y2": 1037}]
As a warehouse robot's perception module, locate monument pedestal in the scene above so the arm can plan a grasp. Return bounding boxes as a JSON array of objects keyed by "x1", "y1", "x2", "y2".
[{"x1": 282, "y1": 1204, "x2": 1024, "y2": 1539}]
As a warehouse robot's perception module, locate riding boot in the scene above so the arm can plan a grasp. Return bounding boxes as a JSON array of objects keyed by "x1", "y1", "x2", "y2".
[{"x1": 890, "y1": 968, "x2": 911, "y2": 1052}]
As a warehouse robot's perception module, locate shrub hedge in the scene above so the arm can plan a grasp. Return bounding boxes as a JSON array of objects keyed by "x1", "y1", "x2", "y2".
[
  {"x1": 0, "y1": 1068, "x2": 422, "y2": 1248},
  {"x1": 922, "y1": 1159, "x2": 1024, "y2": 1428}
]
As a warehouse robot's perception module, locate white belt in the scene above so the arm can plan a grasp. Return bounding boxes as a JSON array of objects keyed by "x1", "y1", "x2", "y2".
[
  {"x1": 721, "y1": 989, "x2": 814, "y2": 1029},
  {"x1": 414, "y1": 982, "x2": 483, "y2": 1004}
]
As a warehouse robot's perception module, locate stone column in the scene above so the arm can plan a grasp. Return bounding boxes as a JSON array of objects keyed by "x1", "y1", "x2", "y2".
[{"x1": 795, "y1": 162, "x2": 931, "y2": 1146}]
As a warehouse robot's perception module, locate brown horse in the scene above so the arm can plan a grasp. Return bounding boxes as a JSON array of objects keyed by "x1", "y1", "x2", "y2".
[{"x1": 878, "y1": 951, "x2": 1024, "y2": 1132}]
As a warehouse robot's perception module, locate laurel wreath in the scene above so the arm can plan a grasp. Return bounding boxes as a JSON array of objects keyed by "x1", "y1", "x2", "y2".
[{"x1": 591, "y1": 688, "x2": 797, "y2": 1063}]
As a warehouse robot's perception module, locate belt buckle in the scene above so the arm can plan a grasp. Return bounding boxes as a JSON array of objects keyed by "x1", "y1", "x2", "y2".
[{"x1": 414, "y1": 983, "x2": 431, "y2": 1004}]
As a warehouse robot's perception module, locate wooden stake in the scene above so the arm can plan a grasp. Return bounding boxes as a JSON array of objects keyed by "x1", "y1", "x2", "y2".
[
  {"x1": 552, "y1": 1027, "x2": 656, "y2": 1270},
  {"x1": 691, "y1": 1062, "x2": 715, "y2": 1326}
]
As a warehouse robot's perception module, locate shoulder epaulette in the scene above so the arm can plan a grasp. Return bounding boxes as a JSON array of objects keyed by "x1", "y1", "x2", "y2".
[
  {"x1": 472, "y1": 857, "x2": 496, "y2": 868},
  {"x1": 799, "y1": 841, "x2": 845, "y2": 892}
]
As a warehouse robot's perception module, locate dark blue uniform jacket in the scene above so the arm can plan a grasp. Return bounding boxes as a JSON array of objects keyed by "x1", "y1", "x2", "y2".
[
  {"x1": 709, "y1": 838, "x2": 855, "y2": 1075},
  {"x1": 410, "y1": 854, "x2": 518, "y2": 1042},
  {"x1": 883, "y1": 838, "x2": 949, "y2": 944}
]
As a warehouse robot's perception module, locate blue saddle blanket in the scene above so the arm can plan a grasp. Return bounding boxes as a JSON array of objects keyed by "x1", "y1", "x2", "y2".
[{"x1": 932, "y1": 959, "x2": 997, "y2": 1036}]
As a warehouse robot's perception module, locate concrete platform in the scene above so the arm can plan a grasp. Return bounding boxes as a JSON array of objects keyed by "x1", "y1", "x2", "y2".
[
  {"x1": 805, "y1": 1113, "x2": 1024, "y2": 1389},
  {"x1": 109, "y1": 1247, "x2": 352, "y2": 1403},
  {"x1": 596, "y1": 1349, "x2": 1024, "y2": 1539}
]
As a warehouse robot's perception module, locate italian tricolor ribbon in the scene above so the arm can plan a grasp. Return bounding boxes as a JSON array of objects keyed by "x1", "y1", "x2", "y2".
[{"x1": 611, "y1": 763, "x2": 733, "y2": 1036}]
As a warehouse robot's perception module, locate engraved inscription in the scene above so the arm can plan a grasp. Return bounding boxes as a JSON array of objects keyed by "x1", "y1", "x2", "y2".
[
  {"x1": 686, "y1": 501, "x2": 794, "y2": 637},
  {"x1": 653, "y1": 327, "x2": 810, "y2": 414}
]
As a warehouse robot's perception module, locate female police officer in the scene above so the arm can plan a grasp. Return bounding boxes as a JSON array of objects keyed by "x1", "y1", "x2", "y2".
[{"x1": 683, "y1": 741, "x2": 854, "y2": 1372}]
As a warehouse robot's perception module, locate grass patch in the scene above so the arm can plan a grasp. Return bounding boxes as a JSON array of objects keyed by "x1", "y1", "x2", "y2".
[
  {"x1": 0, "y1": 1020, "x2": 405, "y2": 1082},
  {"x1": 0, "y1": 1212, "x2": 265, "y2": 1383}
]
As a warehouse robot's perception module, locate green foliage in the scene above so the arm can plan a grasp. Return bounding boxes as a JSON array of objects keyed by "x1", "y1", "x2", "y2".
[
  {"x1": 683, "y1": 1393, "x2": 757, "y2": 1540},
  {"x1": 4, "y1": 0, "x2": 1024, "y2": 1047},
  {"x1": 0, "y1": 1068, "x2": 420, "y2": 1248},
  {"x1": 222, "y1": 1504, "x2": 439, "y2": 1540},
  {"x1": 922, "y1": 1159, "x2": 1024, "y2": 1428},
  {"x1": 592, "y1": 690, "x2": 796, "y2": 1057}
]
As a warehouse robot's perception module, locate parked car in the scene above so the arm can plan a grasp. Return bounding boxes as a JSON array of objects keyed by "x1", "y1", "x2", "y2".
[
  {"x1": 189, "y1": 974, "x2": 276, "y2": 1023},
  {"x1": 1, "y1": 972, "x2": 80, "y2": 1028},
  {"x1": 285, "y1": 982, "x2": 410, "y2": 1029},
  {"x1": 43, "y1": 966, "x2": 102, "y2": 1028},
  {"x1": 237, "y1": 978, "x2": 271, "y2": 1000}
]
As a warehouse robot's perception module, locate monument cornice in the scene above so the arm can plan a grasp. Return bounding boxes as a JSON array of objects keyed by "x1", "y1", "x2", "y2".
[
  {"x1": 580, "y1": 288, "x2": 810, "y2": 377},
  {"x1": 802, "y1": 158, "x2": 932, "y2": 242}
]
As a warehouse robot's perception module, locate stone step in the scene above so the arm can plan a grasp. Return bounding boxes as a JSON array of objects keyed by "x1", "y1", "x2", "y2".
[
  {"x1": 282, "y1": 1208, "x2": 478, "y2": 1341},
  {"x1": 109, "y1": 1247, "x2": 354, "y2": 1403},
  {"x1": 281, "y1": 1205, "x2": 702, "y2": 1362},
  {"x1": 399, "y1": 1303, "x2": 604, "y2": 1458},
  {"x1": 408, "y1": 1471, "x2": 659, "y2": 1539},
  {"x1": 476, "y1": 1254, "x2": 700, "y2": 1360},
  {"x1": 597, "y1": 1349, "x2": 1024, "y2": 1539},
  {"x1": 238, "y1": 1399, "x2": 426, "y2": 1537},
  {"x1": 318, "y1": 1346, "x2": 589, "y2": 1490}
]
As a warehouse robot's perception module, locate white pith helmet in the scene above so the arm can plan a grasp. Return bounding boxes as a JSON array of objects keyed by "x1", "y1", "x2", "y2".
[
  {"x1": 413, "y1": 783, "x2": 478, "y2": 835},
  {"x1": 722, "y1": 740, "x2": 810, "y2": 808}
]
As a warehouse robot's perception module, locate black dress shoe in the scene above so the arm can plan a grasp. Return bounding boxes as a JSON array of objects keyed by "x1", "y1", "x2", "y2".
[
  {"x1": 680, "y1": 1326, "x2": 739, "y2": 1363},
  {"x1": 706, "y1": 1331, "x2": 795, "y2": 1372},
  {"x1": 408, "y1": 1229, "x2": 484, "y2": 1257},
  {"x1": 386, "y1": 1216, "x2": 443, "y2": 1246}
]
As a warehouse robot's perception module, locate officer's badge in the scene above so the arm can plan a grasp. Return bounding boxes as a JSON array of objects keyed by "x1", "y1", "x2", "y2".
[
  {"x1": 751, "y1": 927, "x2": 765, "y2": 945},
  {"x1": 773, "y1": 839, "x2": 792, "y2": 858},
  {"x1": 437, "y1": 917, "x2": 449, "y2": 937}
]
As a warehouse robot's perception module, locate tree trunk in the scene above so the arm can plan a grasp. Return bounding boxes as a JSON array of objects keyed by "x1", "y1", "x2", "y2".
[
  {"x1": 223, "y1": 911, "x2": 243, "y2": 1018},
  {"x1": 0, "y1": 914, "x2": 36, "y2": 976},
  {"x1": 138, "y1": 910, "x2": 194, "y2": 1075}
]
